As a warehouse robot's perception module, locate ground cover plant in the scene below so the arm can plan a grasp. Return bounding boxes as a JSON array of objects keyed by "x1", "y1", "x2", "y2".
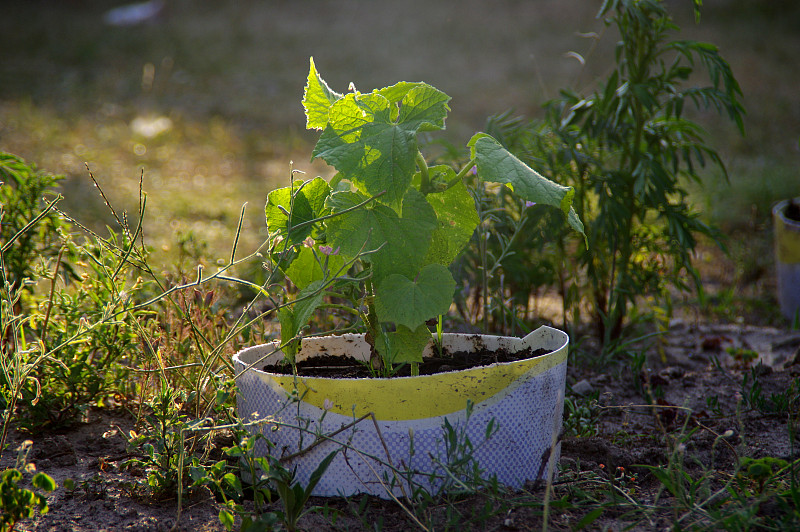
[{"x1": 1, "y1": 0, "x2": 800, "y2": 530}]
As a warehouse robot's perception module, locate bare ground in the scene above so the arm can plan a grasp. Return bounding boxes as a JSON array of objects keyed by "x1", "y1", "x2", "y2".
[{"x1": 4, "y1": 322, "x2": 798, "y2": 531}]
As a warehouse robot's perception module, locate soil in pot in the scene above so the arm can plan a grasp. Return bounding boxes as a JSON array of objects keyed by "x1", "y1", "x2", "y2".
[
  {"x1": 265, "y1": 343, "x2": 547, "y2": 378},
  {"x1": 785, "y1": 198, "x2": 800, "y2": 222}
]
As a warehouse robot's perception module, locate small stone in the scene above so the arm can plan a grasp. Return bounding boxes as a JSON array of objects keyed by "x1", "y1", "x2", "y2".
[
  {"x1": 669, "y1": 318, "x2": 686, "y2": 329},
  {"x1": 572, "y1": 379, "x2": 595, "y2": 396}
]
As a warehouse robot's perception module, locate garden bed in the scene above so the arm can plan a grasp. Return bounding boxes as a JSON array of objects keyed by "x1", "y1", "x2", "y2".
[{"x1": 5, "y1": 321, "x2": 797, "y2": 531}]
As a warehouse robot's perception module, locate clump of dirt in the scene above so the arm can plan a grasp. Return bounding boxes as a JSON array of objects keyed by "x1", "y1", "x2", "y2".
[{"x1": 264, "y1": 345, "x2": 546, "y2": 378}]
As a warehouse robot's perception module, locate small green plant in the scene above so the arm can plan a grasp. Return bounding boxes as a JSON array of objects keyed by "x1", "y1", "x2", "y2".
[
  {"x1": 738, "y1": 456, "x2": 789, "y2": 493},
  {"x1": 0, "y1": 468, "x2": 56, "y2": 532},
  {"x1": 191, "y1": 428, "x2": 337, "y2": 532},
  {"x1": 268, "y1": 448, "x2": 339, "y2": 532},
  {"x1": 0, "y1": 441, "x2": 57, "y2": 532},
  {"x1": 266, "y1": 58, "x2": 585, "y2": 375},
  {"x1": 191, "y1": 431, "x2": 279, "y2": 532},
  {"x1": 123, "y1": 380, "x2": 200, "y2": 497},
  {"x1": 741, "y1": 370, "x2": 800, "y2": 416},
  {"x1": 563, "y1": 392, "x2": 601, "y2": 438},
  {"x1": 705, "y1": 395, "x2": 724, "y2": 417},
  {"x1": 726, "y1": 346, "x2": 759, "y2": 367}
]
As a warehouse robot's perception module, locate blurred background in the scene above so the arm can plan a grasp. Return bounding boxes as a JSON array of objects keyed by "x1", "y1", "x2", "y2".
[{"x1": 1, "y1": 0, "x2": 798, "y2": 322}]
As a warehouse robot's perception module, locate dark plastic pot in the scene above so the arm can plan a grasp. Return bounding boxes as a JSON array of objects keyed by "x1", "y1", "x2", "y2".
[{"x1": 774, "y1": 198, "x2": 800, "y2": 321}]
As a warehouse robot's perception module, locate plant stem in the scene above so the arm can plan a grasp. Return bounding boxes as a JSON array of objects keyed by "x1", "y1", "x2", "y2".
[
  {"x1": 416, "y1": 151, "x2": 430, "y2": 194},
  {"x1": 40, "y1": 245, "x2": 66, "y2": 350},
  {"x1": 452, "y1": 158, "x2": 477, "y2": 188}
]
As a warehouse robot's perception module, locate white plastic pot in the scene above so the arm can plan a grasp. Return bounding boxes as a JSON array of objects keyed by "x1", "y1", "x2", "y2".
[
  {"x1": 233, "y1": 325, "x2": 568, "y2": 498},
  {"x1": 774, "y1": 198, "x2": 800, "y2": 321}
]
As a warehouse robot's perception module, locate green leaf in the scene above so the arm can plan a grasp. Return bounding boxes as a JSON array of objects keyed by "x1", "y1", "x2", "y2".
[
  {"x1": 423, "y1": 174, "x2": 479, "y2": 266},
  {"x1": 389, "y1": 323, "x2": 433, "y2": 365},
  {"x1": 574, "y1": 507, "x2": 604, "y2": 530},
  {"x1": 312, "y1": 84, "x2": 450, "y2": 206},
  {"x1": 278, "y1": 280, "x2": 325, "y2": 362},
  {"x1": 374, "y1": 263, "x2": 455, "y2": 330},
  {"x1": 469, "y1": 134, "x2": 586, "y2": 242},
  {"x1": 278, "y1": 306, "x2": 299, "y2": 361},
  {"x1": 326, "y1": 188, "x2": 436, "y2": 282},
  {"x1": 219, "y1": 508, "x2": 235, "y2": 531},
  {"x1": 305, "y1": 450, "x2": 339, "y2": 499},
  {"x1": 284, "y1": 245, "x2": 345, "y2": 290},
  {"x1": 294, "y1": 280, "x2": 326, "y2": 332},
  {"x1": 377, "y1": 81, "x2": 424, "y2": 121},
  {"x1": 32, "y1": 472, "x2": 56, "y2": 492},
  {"x1": 265, "y1": 177, "x2": 331, "y2": 246},
  {"x1": 303, "y1": 57, "x2": 343, "y2": 130}
]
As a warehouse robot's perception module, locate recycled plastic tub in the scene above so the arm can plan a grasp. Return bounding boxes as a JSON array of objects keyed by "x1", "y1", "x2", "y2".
[
  {"x1": 233, "y1": 325, "x2": 568, "y2": 498},
  {"x1": 774, "y1": 198, "x2": 800, "y2": 321}
]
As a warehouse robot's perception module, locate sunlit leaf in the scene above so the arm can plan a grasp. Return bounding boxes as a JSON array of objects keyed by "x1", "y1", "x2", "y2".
[
  {"x1": 325, "y1": 188, "x2": 436, "y2": 282},
  {"x1": 423, "y1": 175, "x2": 479, "y2": 266},
  {"x1": 312, "y1": 85, "x2": 450, "y2": 206},
  {"x1": 303, "y1": 57, "x2": 343, "y2": 130},
  {"x1": 469, "y1": 134, "x2": 586, "y2": 242},
  {"x1": 265, "y1": 177, "x2": 330, "y2": 245},
  {"x1": 374, "y1": 263, "x2": 455, "y2": 330}
]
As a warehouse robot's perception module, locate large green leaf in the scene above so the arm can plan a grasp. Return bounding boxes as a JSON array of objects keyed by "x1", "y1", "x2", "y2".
[
  {"x1": 303, "y1": 57, "x2": 343, "y2": 130},
  {"x1": 377, "y1": 81, "x2": 424, "y2": 120},
  {"x1": 312, "y1": 85, "x2": 450, "y2": 207},
  {"x1": 278, "y1": 279, "x2": 326, "y2": 362},
  {"x1": 325, "y1": 188, "x2": 436, "y2": 282},
  {"x1": 422, "y1": 172, "x2": 479, "y2": 266},
  {"x1": 388, "y1": 324, "x2": 433, "y2": 365},
  {"x1": 374, "y1": 263, "x2": 455, "y2": 330},
  {"x1": 265, "y1": 177, "x2": 331, "y2": 245},
  {"x1": 469, "y1": 134, "x2": 586, "y2": 240},
  {"x1": 284, "y1": 245, "x2": 345, "y2": 290}
]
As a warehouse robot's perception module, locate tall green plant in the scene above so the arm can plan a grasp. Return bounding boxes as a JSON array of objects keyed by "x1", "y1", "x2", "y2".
[
  {"x1": 489, "y1": 0, "x2": 744, "y2": 344},
  {"x1": 266, "y1": 59, "x2": 585, "y2": 375}
]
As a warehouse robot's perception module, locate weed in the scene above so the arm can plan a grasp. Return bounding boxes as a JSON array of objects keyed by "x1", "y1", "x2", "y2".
[
  {"x1": 268, "y1": 448, "x2": 339, "y2": 532},
  {"x1": 484, "y1": 0, "x2": 744, "y2": 345},
  {"x1": 123, "y1": 380, "x2": 195, "y2": 497},
  {"x1": 726, "y1": 346, "x2": 759, "y2": 367},
  {"x1": 705, "y1": 395, "x2": 724, "y2": 417},
  {"x1": 741, "y1": 369, "x2": 800, "y2": 416},
  {"x1": 563, "y1": 392, "x2": 601, "y2": 438},
  {"x1": 0, "y1": 441, "x2": 57, "y2": 532},
  {"x1": 0, "y1": 152, "x2": 75, "y2": 294},
  {"x1": 190, "y1": 426, "x2": 338, "y2": 532}
]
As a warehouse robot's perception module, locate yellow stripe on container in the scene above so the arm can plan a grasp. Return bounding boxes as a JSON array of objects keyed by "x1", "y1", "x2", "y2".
[
  {"x1": 776, "y1": 217, "x2": 800, "y2": 264},
  {"x1": 256, "y1": 348, "x2": 566, "y2": 421}
]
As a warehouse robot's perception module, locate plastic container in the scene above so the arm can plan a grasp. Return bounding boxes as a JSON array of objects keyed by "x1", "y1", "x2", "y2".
[
  {"x1": 233, "y1": 325, "x2": 568, "y2": 498},
  {"x1": 773, "y1": 198, "x2": 800, "y2": 322}
]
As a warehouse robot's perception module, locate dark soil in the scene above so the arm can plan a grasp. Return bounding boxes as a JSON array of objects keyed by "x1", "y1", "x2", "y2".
[
  {"x1": 265, "y1": 346, "x2": 546, "y2": 378},
  {"x1": 785, "y1": 199, "x2": 800, "y2": 222}
]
